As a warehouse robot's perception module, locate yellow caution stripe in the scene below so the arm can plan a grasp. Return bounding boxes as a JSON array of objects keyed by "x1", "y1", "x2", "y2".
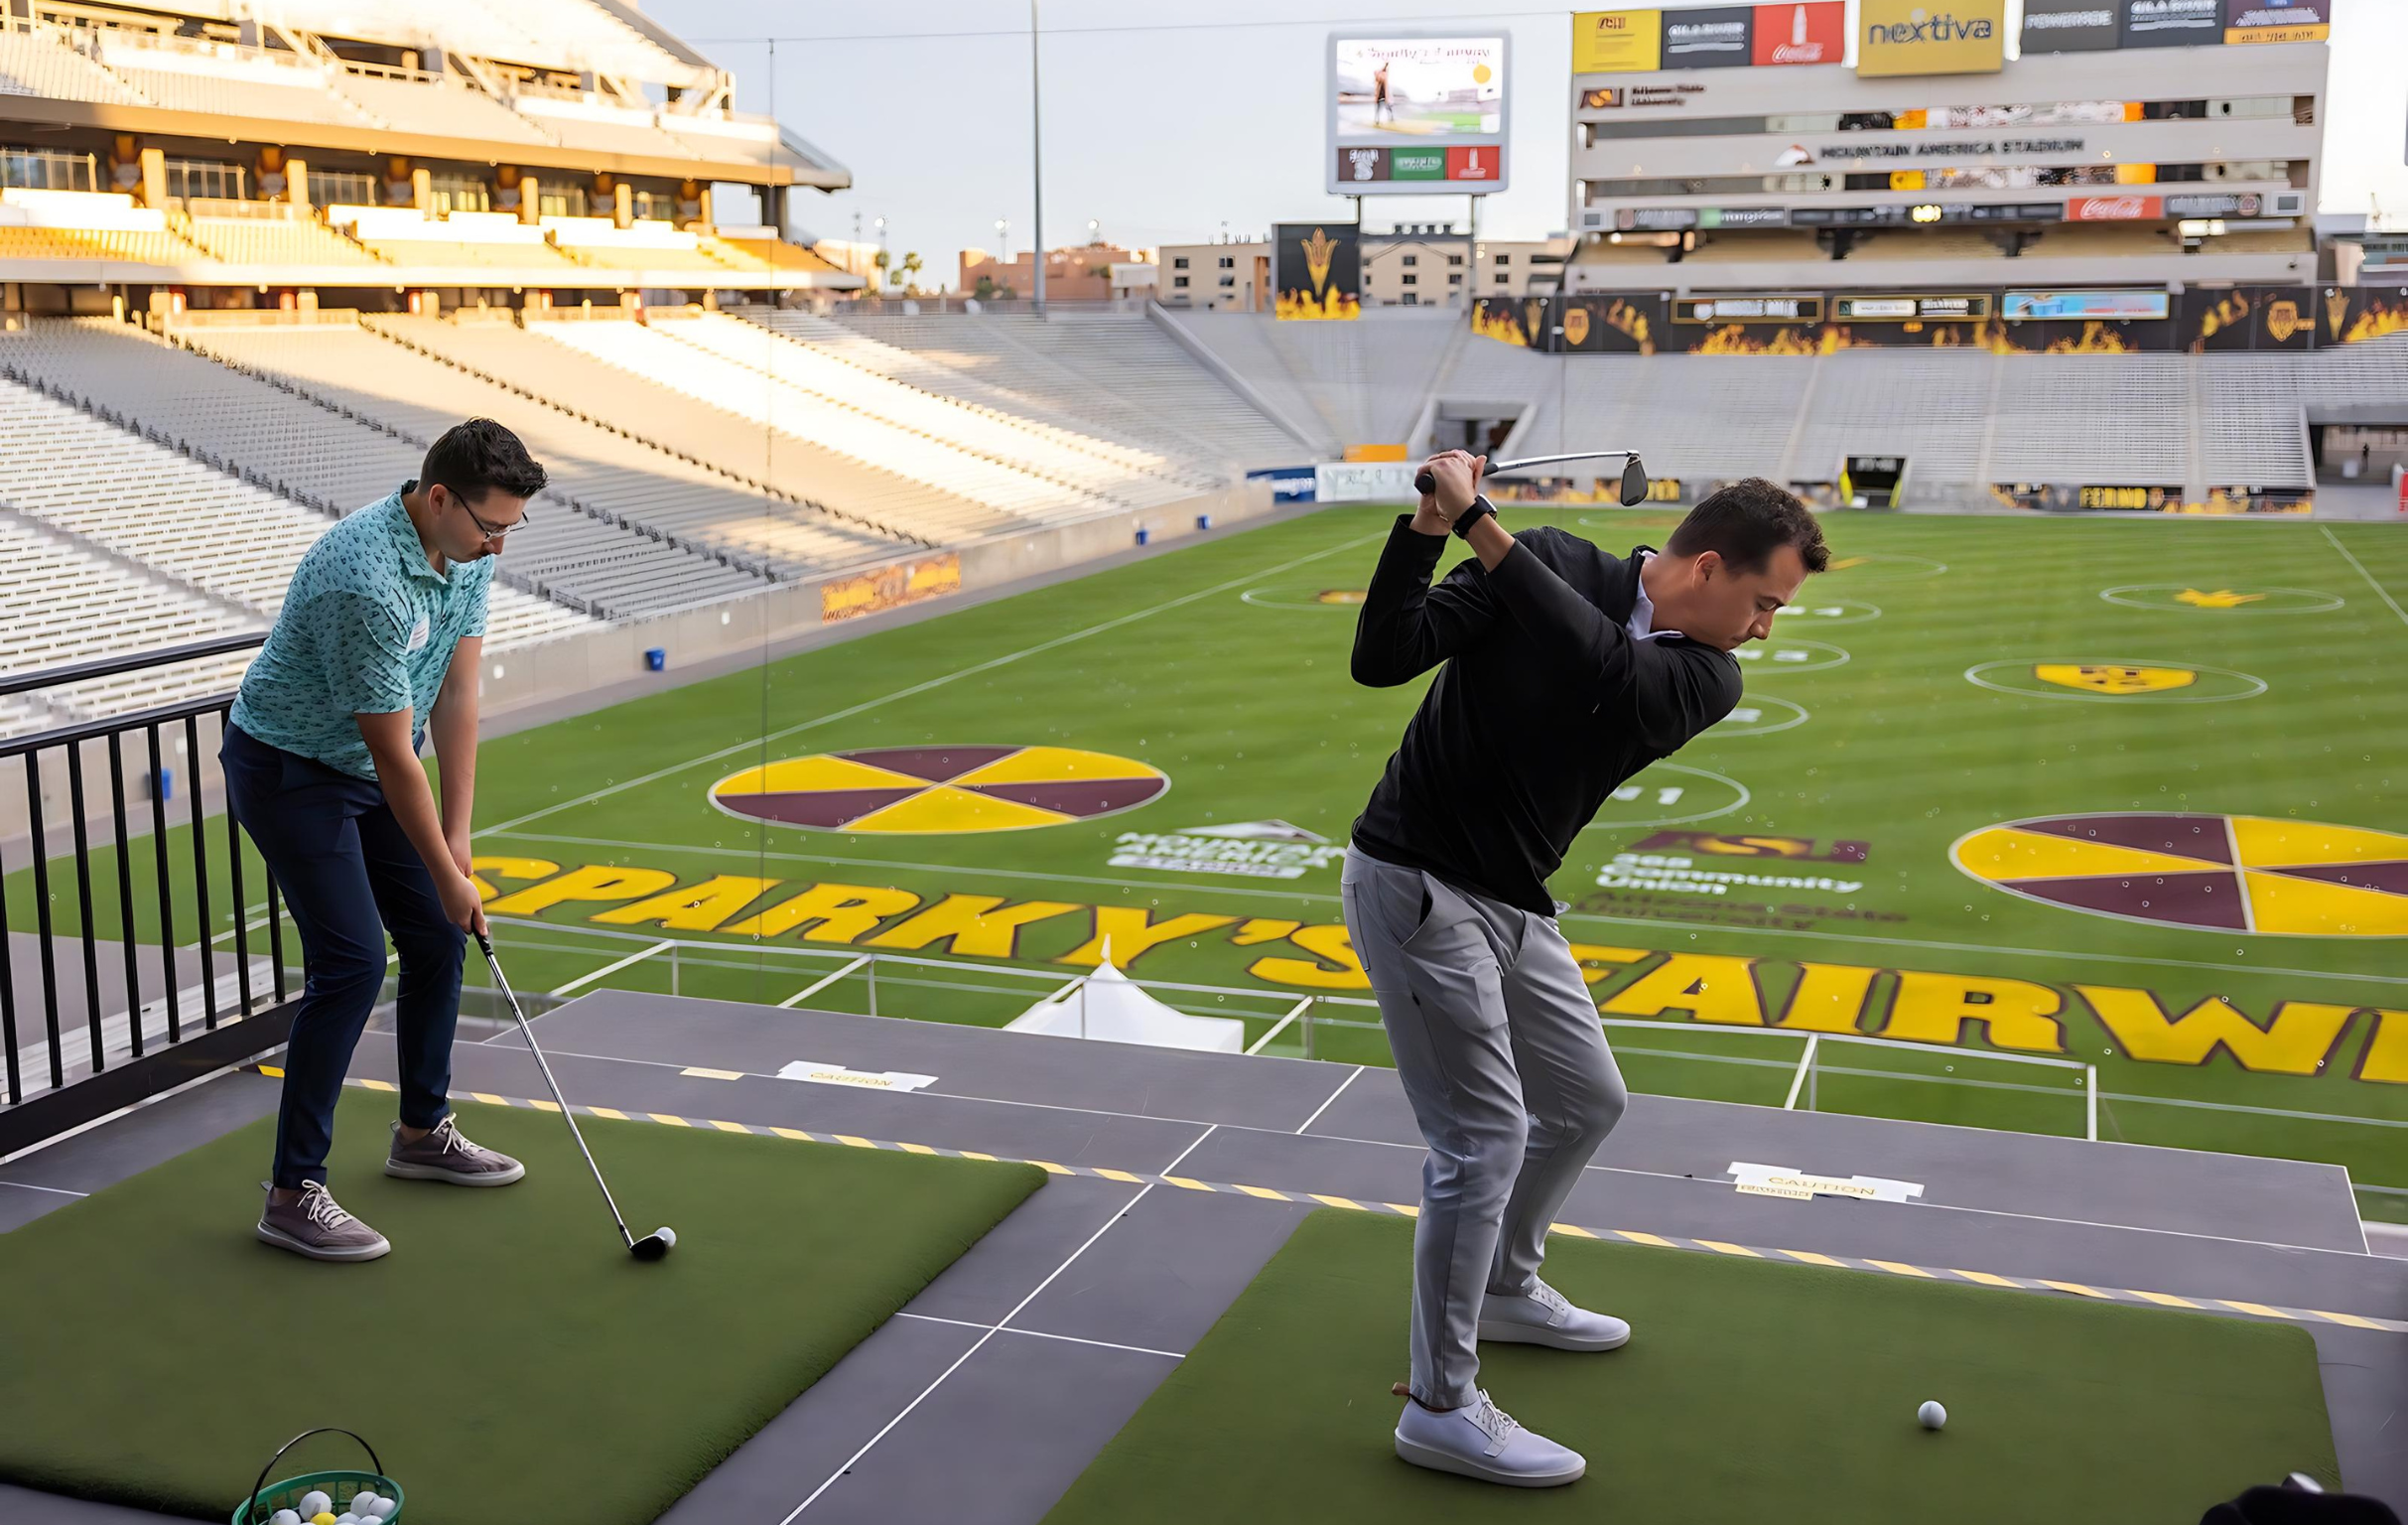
[{"x1": 258, "y1": 1070, "x2": 2408, "y2": 1337}]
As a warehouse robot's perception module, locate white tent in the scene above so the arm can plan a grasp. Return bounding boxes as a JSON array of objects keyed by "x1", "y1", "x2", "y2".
[{"x1": 1004, "y1": 948, "x2": 1246, "y2": 1054}]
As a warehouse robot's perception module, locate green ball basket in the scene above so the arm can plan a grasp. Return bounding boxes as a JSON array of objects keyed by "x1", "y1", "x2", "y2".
[{"x1": 230, "y1": 1428, "x2": 404, "y2": 1525}]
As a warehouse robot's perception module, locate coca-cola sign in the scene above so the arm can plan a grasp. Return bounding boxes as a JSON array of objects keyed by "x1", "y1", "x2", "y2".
[{"x1": 2067, "y1": 195, "x2": 2164, "y2": 221}]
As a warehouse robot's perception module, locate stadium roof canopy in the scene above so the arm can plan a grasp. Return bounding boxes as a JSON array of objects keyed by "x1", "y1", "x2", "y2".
[{"x1": 210, "y1": 0, "x2": 718, "y2": 89}]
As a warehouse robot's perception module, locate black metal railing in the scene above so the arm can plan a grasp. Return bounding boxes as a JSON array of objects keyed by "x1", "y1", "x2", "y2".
[{"x1": 0, "y1": 633, "x2": 299, "y2": 1156}]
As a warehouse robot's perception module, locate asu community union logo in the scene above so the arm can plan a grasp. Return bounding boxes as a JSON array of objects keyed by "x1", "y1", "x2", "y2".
[
  {"x1": 1954, "y1": 813, "x2": 2408, "y2": 937},
  {"x1": 710, "y1": 746, "x2": 1167, "y2": 834}
]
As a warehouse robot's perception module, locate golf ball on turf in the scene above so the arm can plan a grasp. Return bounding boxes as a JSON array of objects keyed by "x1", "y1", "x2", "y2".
[
  {"x1": 1919, "y1": 1400, "x2": 1946, "y2": 1430},
  {"x1": 299, "y1": 1494, "x2": 332, "y2": 1519}
]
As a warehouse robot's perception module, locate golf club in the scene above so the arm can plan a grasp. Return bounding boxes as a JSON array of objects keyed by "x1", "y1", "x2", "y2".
[
  {"x1": 1413, "y1": 450, "x2": 1651, "y2": 506},
  {"x1": 475, "y1": 928, "x2": 676, "y2": 1262}
]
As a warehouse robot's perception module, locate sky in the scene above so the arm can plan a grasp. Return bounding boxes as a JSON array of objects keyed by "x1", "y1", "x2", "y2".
[{"x1": 648, "y1": 0, "x2": 2408, "y2": 283}]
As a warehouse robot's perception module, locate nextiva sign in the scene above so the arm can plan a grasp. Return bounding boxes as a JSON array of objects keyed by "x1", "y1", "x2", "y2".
[{"x1": 1856, "y1": 0, "x2": 2005, "y2": 76}]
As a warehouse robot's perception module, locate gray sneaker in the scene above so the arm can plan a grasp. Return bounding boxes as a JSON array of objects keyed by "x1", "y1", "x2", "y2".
[
  {"x1": 385, "y1": 1115, "x2": 526, "y2": 1186},
  {"x1": 257, "y1": 1180, "x2": 391, "y2": 1262}
]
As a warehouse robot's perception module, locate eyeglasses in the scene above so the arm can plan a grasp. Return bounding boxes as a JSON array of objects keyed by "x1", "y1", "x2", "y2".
[{"x1": 455, "y1": 494, "x2": 531, "y2": 542}]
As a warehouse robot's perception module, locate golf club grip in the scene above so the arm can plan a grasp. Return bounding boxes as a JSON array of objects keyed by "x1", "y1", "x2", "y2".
[{"x1": 1412, "y1": 468, "x2": 1436, "y2": 495}]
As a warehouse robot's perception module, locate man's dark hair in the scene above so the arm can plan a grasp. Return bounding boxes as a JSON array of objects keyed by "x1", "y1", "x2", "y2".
[
  {"x1": 1665, "y1": 477, "x2": 1828, "y2": 575},
  {"x1": 421, "y1": 418, "x2": 547, "y2": 505}
]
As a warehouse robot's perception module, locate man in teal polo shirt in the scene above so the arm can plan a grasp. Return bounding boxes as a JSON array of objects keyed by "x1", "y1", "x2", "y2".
[{"x1": 224, "y1": 418, "x2": 547, "y2": 1262}]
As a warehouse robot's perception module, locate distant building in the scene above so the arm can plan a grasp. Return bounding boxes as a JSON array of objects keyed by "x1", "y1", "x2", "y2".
[
  {"x1": 1155, "y1": 240, "x2": 1270, "y2": 310},
  {"x1": 1360, "y1": 223, "x2": 1572, "y2": 309},
  {"x1": 957, "y1": 241, "x2": 1143, "y2": 301}
]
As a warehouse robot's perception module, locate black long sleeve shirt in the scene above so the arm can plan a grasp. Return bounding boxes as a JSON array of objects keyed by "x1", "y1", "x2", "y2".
[{"x1": 1348, "y1": 512, "x2": 1744, "y2": 916}]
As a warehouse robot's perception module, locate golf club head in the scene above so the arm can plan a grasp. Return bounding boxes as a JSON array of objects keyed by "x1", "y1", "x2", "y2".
[
  {"x1": 1619, "y1": 456, "x2": 1651, "y2": 506},
  {"x1": 631, "y1": 1226, "x2": 676, "y2": 1261}
]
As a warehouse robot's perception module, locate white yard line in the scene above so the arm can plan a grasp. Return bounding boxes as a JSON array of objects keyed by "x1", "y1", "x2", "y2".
[
  {"x1": 893, "y1": 1312, "x2": 1182, "y2": 1360},
  {"x1": 2321, "y1": 524, "x2": 2408, "y2": 630}
]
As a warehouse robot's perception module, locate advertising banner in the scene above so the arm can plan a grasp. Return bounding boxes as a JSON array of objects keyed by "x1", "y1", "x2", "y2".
[
  {"x1": 2021, "y1": 0, "x2": 2123, "y2": 52},
  {"x1": 2123, "y1": 0, "x2": 2223, "y2": 46},
  {"x1": 1274, "y1": 222, "x2": 1361, "y2": 321},
  {"x1": 2003, "y1": 289, "x2": 2171, "y2": 320},
  {"x1": 1555, "y1": 293, "x2": 1666, "y2": 352},
  {"x1": 1314, "y1": 462, "x2": 1416, "y2": 502},
  {"x1": 1572, "y1": 10, "x2": 1662, "y2": 73},
  {"x1": 2318, "y1": 285, "x2": 2408, "y2": 347},
  {"x1": 822, "y1": 554, "x2": 961, "y2": 624},
  {"x1": 1327, "y1": 35, "x2": 1509, "y2": 196},
  {"x1": 1752, "y1": 2, "x2": 1845, "y2": 66},
  {"x1": 1662, "y1": 6, "x2": 1754, "y2": 69},
  {"x1": 1832, "y1": 293, "x2": 1993, "y2": 321},
  {"x1": 2178, "y1": 285, "x2": 2316, "y2": 350},
  {"x1": 1855, "y1": 0, "x2": 2006, "y2": 76},
  {"x1": 2224, "y1": 0, "x2": 2334, "y2": 45},
  {"x1": 2067, "y1": 194, "x2": 2163, "y2": 220},
  {"x1": 1245, "y1": 467, "x2": 1319, "y2": 502}
]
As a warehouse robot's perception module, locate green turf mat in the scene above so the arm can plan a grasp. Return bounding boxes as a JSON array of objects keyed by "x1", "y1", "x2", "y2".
[
  {"x1": 1043, "y1": 1210, "x2": 2338, "y2": 1524},
  {"x1": 0, "y1": 1091, "x2": 1044, "y2": 1524}
]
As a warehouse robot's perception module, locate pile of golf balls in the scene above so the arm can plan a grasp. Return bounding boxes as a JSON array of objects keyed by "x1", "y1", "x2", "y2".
[{"x1": 266, "y1": 1485, "x2": 394, "y2": 1525}]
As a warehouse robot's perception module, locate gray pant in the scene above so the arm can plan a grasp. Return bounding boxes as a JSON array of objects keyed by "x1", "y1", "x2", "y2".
[{"x1": 1340, "y1": 846, "x2": 1629, "y2": 1409}]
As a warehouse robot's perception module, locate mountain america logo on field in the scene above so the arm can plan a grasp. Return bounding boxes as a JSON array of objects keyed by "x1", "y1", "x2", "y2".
[{"x1": 710, "y1": 746, "x2": 1167, "y2": 834}]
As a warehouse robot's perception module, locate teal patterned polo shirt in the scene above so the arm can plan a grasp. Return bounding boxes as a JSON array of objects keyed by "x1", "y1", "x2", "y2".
[{"x1": 230, "y1": 483, "x2": 490, "y2": 780}]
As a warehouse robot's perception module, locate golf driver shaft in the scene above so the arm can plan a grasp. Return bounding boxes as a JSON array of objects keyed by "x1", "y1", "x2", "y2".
[
  {"x1": 1412, "y1": 450, "x2": 1649, "y2": 504},
  {"x1": 475, "y1": 929, "x2": 638, "y2": 1251}
]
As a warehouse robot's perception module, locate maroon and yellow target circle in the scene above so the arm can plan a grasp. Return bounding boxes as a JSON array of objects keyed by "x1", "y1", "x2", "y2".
[
  {"x1": 710, "y1": 745, "x2": 1168, "y2": 834},
  {"x1": 1952, "y1": 813, "x2": 2408, "y2": 937}
]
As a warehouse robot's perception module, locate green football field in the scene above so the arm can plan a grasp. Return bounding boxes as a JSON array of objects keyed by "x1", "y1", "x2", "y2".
[{"x1": 16, "y1": 505, "x2": 2408, "y2": 1216}]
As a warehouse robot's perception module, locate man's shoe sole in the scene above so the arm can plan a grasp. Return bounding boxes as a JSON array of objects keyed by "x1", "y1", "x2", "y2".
[
  {"x1": 255, "y1": 1220, "x2": 391, "y2": 1261},
  {"x1": 1395, "y1": 1434, "x2": 1584, "y2": 1486},
  {"x1": 1476, "y1": 1320, "x2": 1631, "y2": 1351},
  {"x1": 384, "y1": 1158, "x2": 526, "y2": 1186}
]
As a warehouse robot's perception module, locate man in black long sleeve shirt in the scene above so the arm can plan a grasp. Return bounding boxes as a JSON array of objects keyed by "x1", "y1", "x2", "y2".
[{"x1": 1345, "y1": 455, "x2": 1827, "y2": 1487}]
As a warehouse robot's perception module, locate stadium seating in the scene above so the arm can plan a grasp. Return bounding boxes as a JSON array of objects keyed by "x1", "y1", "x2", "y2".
[
  {"x1": 1988, "y1": 354, "x2": 2196, "y2": 486},
  {"x1": 1569, "y1": 355, "x2": 1820, "y2": 484},
  {"x1": 88, "y1": 34, "x2": 370, "y2": 129},
  {"x1": 823, "y1": 310, "x2": 1307, "y2": 468},
  {"x1": 177, "y1": 211, "x2": 388, "y2": 269},
  {"x1": 332, "y1": 69, "x2": 555, "y2": 145},
  {"x1": 1783, "y1": 349, "x2": 1997, "y2": 485},
  {"x1": 190, "y1": 318, "x2": 905, "y2": 577},
  {"x1": 703, "y1": 232, "x2": 844, "y2": 274},
  {"x1": 0, "y1": 318, "x2": 770, "y2": 617},
  {"x1": 0, "y1": 510, "x2": 258, "y2": 732},
  {"x1": 0, "y1": 225, "x2": 191, "y2": 266},
  {"x1": 656, "y1": 312, "x2": 1212, "y2": 506},
  {"x1": 0, "y1": 370, "x2": 590, "y2": 642},
  {"x1": 331, "y1": 208, "x2": 589, "y2": 272},
  {"x1": 1253, "y1": 312, "x2": 1463, "y2": 449},
  {"x1": 0, "y1": 22, "x2": 146, "y2": 104},
  {"x1": 533, "y1": 318, "x2": 1118, "y2": 528},
  {"x1": 370, "y1": 315, "x2": 1009, "y2": 542},
  {"x1": 508, "y1": 92, "x2": 703, "y2": 162},
  {"x1": 1146, "y1": 309, "x2": 1340, "y2": 456}
]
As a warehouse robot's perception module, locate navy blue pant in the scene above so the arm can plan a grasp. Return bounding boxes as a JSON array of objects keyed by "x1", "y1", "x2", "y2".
[{"x1": 221, "y1": 725, "x2": 464, "y2": 1189}]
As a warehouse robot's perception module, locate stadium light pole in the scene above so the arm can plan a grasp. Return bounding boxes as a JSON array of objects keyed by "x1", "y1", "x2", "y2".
[{"x1": 1030, "y1": 0, "x2": 1046, "y2": 310}]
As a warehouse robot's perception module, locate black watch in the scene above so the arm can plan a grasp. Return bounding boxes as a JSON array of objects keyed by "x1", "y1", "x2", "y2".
[{"x1": 1450, "y1": 495, "x2": 1496, "y2": 540}]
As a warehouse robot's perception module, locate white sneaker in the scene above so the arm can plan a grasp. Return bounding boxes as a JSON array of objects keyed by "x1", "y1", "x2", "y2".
[
  {"x1": 1478, "y1": 1280, "x2": 1631, "y2": 1351},
  {"x1": 1394, "y1": 1388, "x2": 1585, "y2": 1487}
]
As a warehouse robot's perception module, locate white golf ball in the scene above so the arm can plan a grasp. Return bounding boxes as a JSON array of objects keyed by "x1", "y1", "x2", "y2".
[
  {"x1": 335, "y1": 1515, "x2": 359, "y2": 1525},
  {"x1": 1918, "y1": 1400, "x2": 1946, "y2": 1430},
  {"x1": 271, "y1": 1511, "x2": 301, "y2": 1525},
  {"x1": 348, "y1": 1493, "x2": 377, "y2": 1511},
  {"x1": 298, "y1": 1492, "x2": 332, "y2": 1519},
  {"x1": 366, "y1": 1499, "x2": 396, "y2": 1520}
]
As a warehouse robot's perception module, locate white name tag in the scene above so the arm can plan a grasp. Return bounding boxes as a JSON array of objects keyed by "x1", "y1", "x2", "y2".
[{"x1": 406, "y1": 613, "x2": 431, "y2": 653}]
